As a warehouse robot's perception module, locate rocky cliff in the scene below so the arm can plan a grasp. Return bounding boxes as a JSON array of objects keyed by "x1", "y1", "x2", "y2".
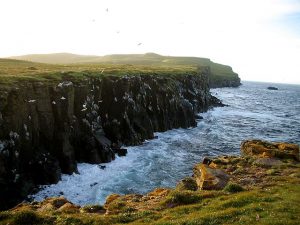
[
  {"x1": 0, "y1": 67, "x2": 221, "y2": 209},
  {"x1": 209, "y1": 73, "x2": 241, "y2": 88}
]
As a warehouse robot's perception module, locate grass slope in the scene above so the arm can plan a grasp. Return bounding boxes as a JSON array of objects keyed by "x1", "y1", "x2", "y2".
[
  {"x1": 0, "y1": 58, "x2": 198, "y2": 84},
  {"x1": 9, "y1": 53, "x2": 239, "y2": 84}
]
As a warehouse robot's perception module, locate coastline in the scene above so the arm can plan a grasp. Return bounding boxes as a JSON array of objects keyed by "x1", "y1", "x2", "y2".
[{"x1": 1, "y1": 139, "x2": 299, "y2": 225}]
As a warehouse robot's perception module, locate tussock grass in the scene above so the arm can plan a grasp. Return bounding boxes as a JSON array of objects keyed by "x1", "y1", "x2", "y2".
[{"x1": 223, "y1": 182, "x2": 244, "y2": 193}]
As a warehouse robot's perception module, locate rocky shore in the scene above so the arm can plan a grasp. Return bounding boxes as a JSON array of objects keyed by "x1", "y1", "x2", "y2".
[
  {"x1": 1, "y1": 140, "x2": 299, "y2": 225},
  {"x1": 0, "y1": 67, "x2": 224, "y2": 209}
]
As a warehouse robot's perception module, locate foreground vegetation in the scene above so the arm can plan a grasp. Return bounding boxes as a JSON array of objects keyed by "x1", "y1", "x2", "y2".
[{"x1": 0, "y1": 140, "x2": 299, "y2": 225}]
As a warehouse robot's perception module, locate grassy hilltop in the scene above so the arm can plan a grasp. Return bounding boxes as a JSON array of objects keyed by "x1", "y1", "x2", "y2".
[
  {"x1": 8, "y1": 53, "x2": 240, "y2": 87},
  {"x1": 0, "y1": 58, "x2": 198, "y2": 83}
]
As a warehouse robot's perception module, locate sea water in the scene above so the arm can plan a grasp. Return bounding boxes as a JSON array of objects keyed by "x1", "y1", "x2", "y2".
[{"x1": 31, "y1": 81, "x2": 300, "y2": 205}]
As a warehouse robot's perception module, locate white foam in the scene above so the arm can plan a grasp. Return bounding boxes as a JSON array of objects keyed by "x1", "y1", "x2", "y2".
[{"x1": 31, "y1": 82, "x2": 300, "y2": 206}]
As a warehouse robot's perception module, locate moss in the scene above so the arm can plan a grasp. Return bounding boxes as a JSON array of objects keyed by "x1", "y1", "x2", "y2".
[{"x1": 223, "y1": 183, "x2": 244, "y2": 193}]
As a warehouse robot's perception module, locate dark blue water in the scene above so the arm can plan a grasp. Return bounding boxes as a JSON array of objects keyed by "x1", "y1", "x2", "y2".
[{"x1": 32, "y1": 81, "x2": 300, "y2": 205}]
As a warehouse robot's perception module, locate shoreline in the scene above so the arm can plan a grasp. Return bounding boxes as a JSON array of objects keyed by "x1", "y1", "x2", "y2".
[{"x1": 1, "y1": 139, "x2": 299, "y2": 225}]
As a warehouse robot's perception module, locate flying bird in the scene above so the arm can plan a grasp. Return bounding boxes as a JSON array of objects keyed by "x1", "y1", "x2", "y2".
[{"x1": 137, "y1": 43, "x2": 142, "y2": 46}]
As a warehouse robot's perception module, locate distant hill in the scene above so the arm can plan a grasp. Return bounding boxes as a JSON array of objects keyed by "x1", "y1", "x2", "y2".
[
  {"x1": 9, "y1": 53, "x2": 241, "y2": 87},
  {"x1": 10, "y1": 53, "x2": 100, "y2": 64}
]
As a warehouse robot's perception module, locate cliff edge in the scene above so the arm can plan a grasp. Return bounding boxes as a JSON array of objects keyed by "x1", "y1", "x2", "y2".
[
  {"x1": 10, "y1": 53, "x2": 241, "y2": 88},
  {"x1": 0, "y1": 60, "x2": 222, "y2": 209}
]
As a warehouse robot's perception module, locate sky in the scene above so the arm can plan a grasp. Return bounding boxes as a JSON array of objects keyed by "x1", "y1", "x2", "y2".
[{"x1": 0, "y1": 0, "x2": 300, "y2": 84}]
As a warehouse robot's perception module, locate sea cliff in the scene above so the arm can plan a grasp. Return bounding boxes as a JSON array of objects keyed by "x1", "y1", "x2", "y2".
[{"x1": 0, "y1": 63, "x2": 222, "y2": 209}]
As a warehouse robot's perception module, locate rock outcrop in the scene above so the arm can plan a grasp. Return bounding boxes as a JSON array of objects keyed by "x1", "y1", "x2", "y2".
[
  {"x1": 241, "y1": 140, "x2": 299, "y2": 161},
  {"x1": 267, "y1": 86, "x2": 278, "y2": 90},
  {"x1": 0, "y1": 69, "x2": 221, "y2": 209},
  {"x1": 193, "y1": 161, "x2": 230, "y2": 190}
]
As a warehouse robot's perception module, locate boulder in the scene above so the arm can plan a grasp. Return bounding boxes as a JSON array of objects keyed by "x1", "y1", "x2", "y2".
[
  {"x1": 241, "y1": 140, "x2": 299, "y2": 161},
  {"x1": 193, "y1": 163, "x2": 229, "y2": 190},
  {"x1": 253, "y1": 158, "x2": 284, "y2": 167}
]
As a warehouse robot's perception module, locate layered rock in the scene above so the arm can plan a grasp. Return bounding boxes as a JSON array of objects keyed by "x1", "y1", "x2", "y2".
[
  {"x1": 0, "y1": 69, "x2": 220, "y2": 209},
  {"x1": 241, "y1": 140, "x2": 299, "y2": 161},
  {"x1": 192, "y1": 140, "x2": 299, "y2": 191},
  {"x1": 193, "y1": 161, "x2": 229, "y2": 190}
]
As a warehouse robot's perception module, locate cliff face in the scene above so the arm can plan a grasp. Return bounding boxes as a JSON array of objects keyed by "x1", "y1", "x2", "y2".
[
  {"x1": 209, "y1": 75, "x2": 241, "y2": 88},
  {"x1": 0, "y1": 68, "x2": 221, "y2": 209},
  {"x1": 208, "y1": 65, "x2": 241, "y2": 88}
]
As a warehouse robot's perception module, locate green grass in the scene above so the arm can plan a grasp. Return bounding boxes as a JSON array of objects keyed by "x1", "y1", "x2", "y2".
[
  {"x1": 223, "y1": 182, "x2": 245, "y2": 193},
  {"x1": 0, "y1": 183, "x2": 299, "y2": 225},
  {"x1": 162, "y1": 190, "x2": 203, "y2": 206},
  {"x1": 3, "y1": 52, "x2": 239, "y2": 85},
  {"x1": 154, "y1": 184, "x2": 300, "y2": 225},
  {"x1": 10, "y1": 210, "x2": 51, "y2": 225},
  {"x1": 0, "y1": 58, "x2": 201, "y2": 84}
]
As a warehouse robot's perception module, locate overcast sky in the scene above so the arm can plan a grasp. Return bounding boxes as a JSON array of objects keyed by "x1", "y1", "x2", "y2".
[{"x1": 0, "y1": 0, "x2": 299, "y2": 84}]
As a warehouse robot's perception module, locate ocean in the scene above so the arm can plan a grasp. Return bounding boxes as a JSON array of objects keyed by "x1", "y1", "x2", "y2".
[{"x1": 31, "y1": 81, "x2": 300, "y2": 205}]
